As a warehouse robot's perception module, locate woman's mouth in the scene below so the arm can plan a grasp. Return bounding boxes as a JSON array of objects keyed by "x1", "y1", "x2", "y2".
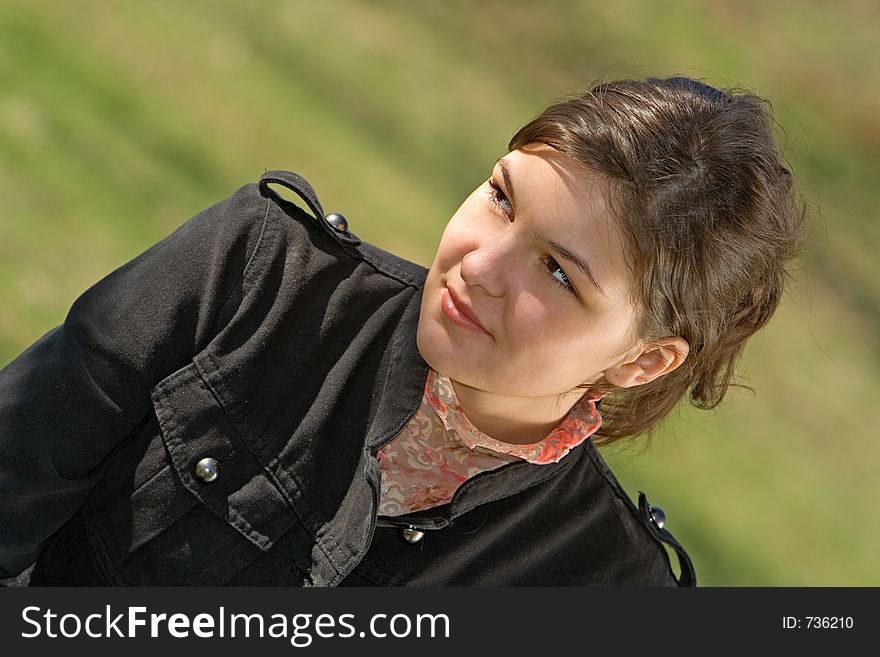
[{"x1": 440, "y1": 286, "x2": 492, "y2": 337}]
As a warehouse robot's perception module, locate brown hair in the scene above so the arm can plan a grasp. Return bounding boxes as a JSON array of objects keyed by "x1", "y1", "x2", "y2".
[{"x1": 508, "y1": 76, "x2": 807, "y2": 446}]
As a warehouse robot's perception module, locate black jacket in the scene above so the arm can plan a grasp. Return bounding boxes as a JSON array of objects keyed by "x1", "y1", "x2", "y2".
[{"x1": 0, "y1": 170, "x2": 696, "y2": 586}]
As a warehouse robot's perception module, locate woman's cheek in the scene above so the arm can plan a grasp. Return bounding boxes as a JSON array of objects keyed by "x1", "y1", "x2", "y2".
[{"x1": 510, "y1": 291, "x2": 556, "y2": 331}]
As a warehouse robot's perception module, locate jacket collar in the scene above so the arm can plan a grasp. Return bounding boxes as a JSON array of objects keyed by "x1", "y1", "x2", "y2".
[{"x1": 364, "y1": 286, "x2": 431, "y2": 453}]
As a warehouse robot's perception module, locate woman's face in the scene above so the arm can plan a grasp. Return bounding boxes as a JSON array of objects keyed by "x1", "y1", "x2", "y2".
[{"x1": 417, "y1": 143, "x2": 643, "y2": 399}]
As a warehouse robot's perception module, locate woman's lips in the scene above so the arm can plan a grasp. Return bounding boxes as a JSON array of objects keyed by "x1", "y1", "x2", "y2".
[{"x1": 440, "y1": 286, "x2": 492, "y2": 337}]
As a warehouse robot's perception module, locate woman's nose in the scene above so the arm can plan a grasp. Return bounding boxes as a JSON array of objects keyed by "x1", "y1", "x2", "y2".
[{"x1": 460, "y1": 236, "x2": 511, "y2": 298}]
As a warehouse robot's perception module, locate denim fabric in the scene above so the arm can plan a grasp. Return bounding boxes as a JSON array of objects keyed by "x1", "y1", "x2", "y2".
[{"x1": 0, "y1": 171, "x2": 695, "y2": 586}]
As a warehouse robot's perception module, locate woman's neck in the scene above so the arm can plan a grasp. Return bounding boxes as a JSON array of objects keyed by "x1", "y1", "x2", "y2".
[{"x1": 449, "y1": 379, "x2": 585, "y2": 445}]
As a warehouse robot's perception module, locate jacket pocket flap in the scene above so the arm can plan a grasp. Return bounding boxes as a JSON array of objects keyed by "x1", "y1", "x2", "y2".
[{"x1": 150, "y1": 362, "x2": 297, "y2": 551}]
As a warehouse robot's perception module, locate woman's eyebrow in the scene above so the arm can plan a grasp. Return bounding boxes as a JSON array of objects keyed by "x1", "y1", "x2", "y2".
[
  {"x1": 497, "y1": 158, "x2": 607, "y2": 298},
  {"x1": 498, "y1": 158, "x2": 518, "y2": 208},
  {"x1": 535, "y1": 233, "x2": 607, "y2": 298}
]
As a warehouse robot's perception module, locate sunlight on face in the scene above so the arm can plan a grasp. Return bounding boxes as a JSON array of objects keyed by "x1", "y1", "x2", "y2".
[{"x1": 417, "y1": 143, "x2": 641, "y2": 399}]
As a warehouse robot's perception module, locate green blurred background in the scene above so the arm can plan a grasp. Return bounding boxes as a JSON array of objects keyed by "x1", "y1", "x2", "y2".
[{"x1": 1, "y1": 0, "x2": 877, "y2": 586}]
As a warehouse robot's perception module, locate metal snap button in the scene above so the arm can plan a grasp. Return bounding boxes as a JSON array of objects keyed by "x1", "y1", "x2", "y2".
[
  {"x1": 649, "y1": 504, "x2": 666, "y2": 530},
  {"x1": 325, "y1": 212, "x2": 349, "y2": 233},
  {"x1": 400, "y1": 526, "x2": 425, "y2": 544},
  {"x1": 195, "y1": 457, "x2": 219, "y2": 483}
]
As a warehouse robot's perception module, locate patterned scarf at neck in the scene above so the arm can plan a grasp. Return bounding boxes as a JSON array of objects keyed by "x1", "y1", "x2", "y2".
[{"x1": 425, "y1": 369, "x2": 604, "y2": 465}]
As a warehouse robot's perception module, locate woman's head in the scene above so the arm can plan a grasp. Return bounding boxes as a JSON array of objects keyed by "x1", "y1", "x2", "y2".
[{"x1": 417, "y1": 75, "x2": 806, "y2": 445}]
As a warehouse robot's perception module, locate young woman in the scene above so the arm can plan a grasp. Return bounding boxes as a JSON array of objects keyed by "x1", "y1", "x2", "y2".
[{"x1": 0, "y1": 76, "x2": 805, "y2": 586}]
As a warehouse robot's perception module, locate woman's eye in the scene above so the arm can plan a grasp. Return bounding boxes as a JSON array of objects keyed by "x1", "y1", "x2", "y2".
[
  {"x1": 486, "y1": 178, "x2": 513, "y2": 218},
  {"x1": 544, "y1": 256, "x2": 576, "y2": 295}
]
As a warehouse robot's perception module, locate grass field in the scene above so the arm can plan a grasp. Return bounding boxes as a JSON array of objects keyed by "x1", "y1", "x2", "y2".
[{"x1": 1, "y1": 0, "x2": 878, "y2": 585}]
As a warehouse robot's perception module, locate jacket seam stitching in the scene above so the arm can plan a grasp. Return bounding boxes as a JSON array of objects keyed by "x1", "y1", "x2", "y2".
[
  {"x1": 201, "y1": 206, "x2": 278, "y2": 424},
  {"x1": 130, "y1": 462, "x2": 170, "y2": 496},
  {"x1": 210, "y1": 194, "x2": 273, "y2": 338},
  {"x1": 239, "y1": 196, "x2": 276, "y2": 294},
  {"x1": 354, "y1": 245, "x2": 425, "y2": 289},
  {"x1": 272, "y1": 468, "x2": 345, "y2": 576}
]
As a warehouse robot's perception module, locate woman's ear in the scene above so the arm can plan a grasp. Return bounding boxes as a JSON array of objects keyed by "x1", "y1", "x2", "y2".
[{"x1": 602, "y1": 337, "x2": 689, "y2": 388}]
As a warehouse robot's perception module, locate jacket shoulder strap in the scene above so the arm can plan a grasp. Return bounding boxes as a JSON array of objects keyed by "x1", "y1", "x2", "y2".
[
  {"x1": 258, "y1": 170, "x2": 361, "y2": 248},
  {"x1": 259, "y1": 170, "x2": 324, "y2": 219},
  {"x1": 638, "y1": 491, "x2": 697, "y2": 586}
]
